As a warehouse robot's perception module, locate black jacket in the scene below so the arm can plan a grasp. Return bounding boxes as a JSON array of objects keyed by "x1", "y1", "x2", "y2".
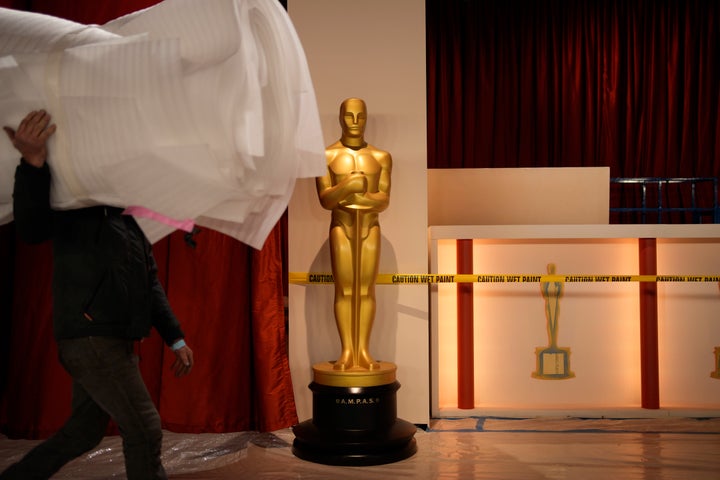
[{"x1": 13, "y1": 160, "x2": 184, "y2": 345}]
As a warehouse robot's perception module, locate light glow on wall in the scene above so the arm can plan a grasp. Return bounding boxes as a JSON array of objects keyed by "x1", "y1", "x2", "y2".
[
  {"x1": 436, "y1": 238, "x2": 643, "y2": 411},
  {"x1": 657, "y1": 239, "x2": 720, "y2": 408}
]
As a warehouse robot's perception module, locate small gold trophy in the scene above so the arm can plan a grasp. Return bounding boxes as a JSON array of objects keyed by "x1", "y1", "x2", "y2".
[
  {"x1": 533, "y1": 263, "x2": 575, "y2": 379},
  {"x1": 292, "y1": 98, "x2": 416, "y2": 465}
]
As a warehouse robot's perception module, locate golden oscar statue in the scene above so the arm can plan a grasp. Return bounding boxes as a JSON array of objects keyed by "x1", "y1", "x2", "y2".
[
  {"x1": 316, "y1": 96, "x2": 391, "y2": 373},
  {"x1": 292, "y1": 98, "x2": 416, "y2": 466}
]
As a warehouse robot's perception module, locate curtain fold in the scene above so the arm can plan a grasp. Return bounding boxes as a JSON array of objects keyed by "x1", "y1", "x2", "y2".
[
  {"x1": 158, "y1": 229, "x2": 256, "y2": 433},
  {"x1": 0, "y1": 237, "x2": 68, "y2": 439},
  {"x1": 0, "y1": 0, "x2": 297, "y2": 439},
  {"x1": 250, "y1": 221, "x2": 299, "y2": 432}
]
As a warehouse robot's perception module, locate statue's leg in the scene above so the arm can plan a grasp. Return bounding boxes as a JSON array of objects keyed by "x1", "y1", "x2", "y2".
[
  {"x1": 329, "y1": 227, "x2": 354, "y2": 370},
  {"x1": 357, "y1": 226, "x2": 381, "y2": 370}
]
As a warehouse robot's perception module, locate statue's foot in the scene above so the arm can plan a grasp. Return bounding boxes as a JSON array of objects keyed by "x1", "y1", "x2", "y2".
[
  {"x1": 333, "y1": 351, "x2": 353, "y2": 370},
  {"x1": 332, "y1": 351, "x2": 382, "y2": 370},
  {"x1": 359, "y1": 351, "x2": 381, "y2": 370}
]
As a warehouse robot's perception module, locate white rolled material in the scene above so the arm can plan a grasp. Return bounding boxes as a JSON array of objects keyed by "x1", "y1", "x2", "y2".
[{"x1": 0, "y1": 0, "x2": 326, "y2": 249}]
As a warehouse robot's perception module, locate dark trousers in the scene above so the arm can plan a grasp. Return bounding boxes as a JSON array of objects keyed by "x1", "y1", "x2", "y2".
[{"x1": 0, "y1": 337, "x2": 167, "y2": 480}]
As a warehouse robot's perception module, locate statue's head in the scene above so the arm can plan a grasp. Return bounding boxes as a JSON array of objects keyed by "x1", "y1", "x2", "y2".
[{"x1": 339, "y1": 97, "x2": 367, "y2": 141}]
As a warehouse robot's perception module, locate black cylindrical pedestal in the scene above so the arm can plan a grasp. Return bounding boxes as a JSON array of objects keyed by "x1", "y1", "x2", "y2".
[{"x1": 292, "y1": 381, "x2": 417, "y2": 466}]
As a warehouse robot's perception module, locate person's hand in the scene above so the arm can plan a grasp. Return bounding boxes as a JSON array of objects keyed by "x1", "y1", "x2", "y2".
[
  {"x1": 3, "y1": 110, "x2": 56, "y2": 168},
  {"x1": 171, "y1": 344, "x2": 194, "y2": 377}
]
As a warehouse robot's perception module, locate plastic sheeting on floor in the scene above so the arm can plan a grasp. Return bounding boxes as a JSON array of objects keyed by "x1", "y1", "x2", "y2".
[{"x1": 1, "y1": 417, "x2": 719, "y2": 479}]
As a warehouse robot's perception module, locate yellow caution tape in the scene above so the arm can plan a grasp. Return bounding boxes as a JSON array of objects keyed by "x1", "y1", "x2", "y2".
[{"x1": 289, "y1": 272, "x2": 720, "y2": 285}]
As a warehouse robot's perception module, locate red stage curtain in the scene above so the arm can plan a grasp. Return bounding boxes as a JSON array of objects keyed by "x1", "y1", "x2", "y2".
[
  {"x1": 426, "y1": 0, "x2": 720, "y2": 222},
  {"x1": 0, "y1": 0, "x2": 297, "y2": 439}
]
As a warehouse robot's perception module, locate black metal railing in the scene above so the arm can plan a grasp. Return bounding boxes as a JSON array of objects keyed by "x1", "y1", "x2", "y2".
[{"x1": 610, "y1": 177, "x2": 719, "y2": 224}]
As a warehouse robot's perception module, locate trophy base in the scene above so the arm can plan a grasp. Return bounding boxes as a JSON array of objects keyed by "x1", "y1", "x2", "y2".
[
  {"x1": 532, "y1": 346, "x2": 575, "y2": 380},
  {"x1": 292, "y1": 416, "x2": 418, "y2": 466},
  {"x1": 292, "y1": 374, "x2": 417, "y2": 466},
  {"x1": 312, "y1": 360, "x2": 397, "y2": 387}
]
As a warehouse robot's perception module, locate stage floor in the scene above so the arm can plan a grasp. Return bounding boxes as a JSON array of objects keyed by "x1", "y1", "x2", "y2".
[{"x1": 1, "y1": 417, "x2": 719, "y2": 479}]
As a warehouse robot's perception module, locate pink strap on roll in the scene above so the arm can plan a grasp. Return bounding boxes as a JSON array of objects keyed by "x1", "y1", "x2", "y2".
[{"x1": 123, "y1": 206, "x2": 195, "y2": 233}]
